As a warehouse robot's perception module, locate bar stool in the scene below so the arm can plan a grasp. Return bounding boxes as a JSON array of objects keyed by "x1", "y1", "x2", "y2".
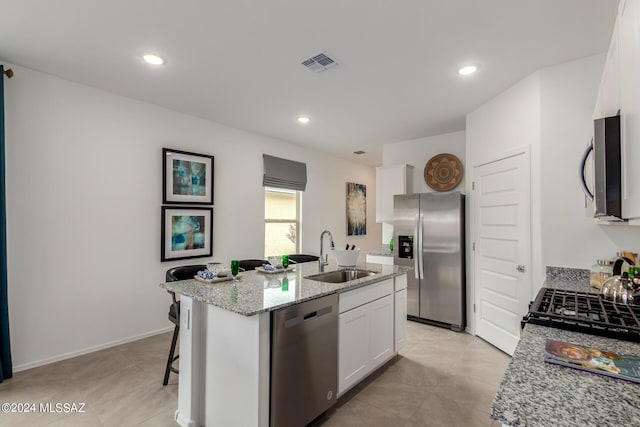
[
  {"x1": 163, "y1": 264, "x2": 205, "y2": 386},
  {"x1": 288, "y1": 254, "x2": 320, "y2": 264},
  {"x1": 238, "y1": 259, "x2": 268, "y2": 271}
]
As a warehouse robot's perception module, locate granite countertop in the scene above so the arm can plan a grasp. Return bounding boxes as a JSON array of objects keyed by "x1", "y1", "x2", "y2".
[
  {"x1": 491, "y1": 267, "x2": 640, "y2": 426},
  {"x1": 159, "y1": 261, "x2": 409, "y2": 317}
]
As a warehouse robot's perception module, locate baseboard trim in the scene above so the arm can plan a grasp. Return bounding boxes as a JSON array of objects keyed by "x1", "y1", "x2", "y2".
[{"x1": 13, "y1": 326, "x2": 173, "y2": 372}]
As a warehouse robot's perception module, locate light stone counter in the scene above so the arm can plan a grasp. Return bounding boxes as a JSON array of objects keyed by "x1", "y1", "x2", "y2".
[
  {"x1": 163, "y1": 260, "x2": 409, "y2": 427},
  {"x1": 491, "y1": 267, "x2": 640, "y2": 426},
  {"x1": 159, "y1": 260, "x2": 407, "y2": 316}
]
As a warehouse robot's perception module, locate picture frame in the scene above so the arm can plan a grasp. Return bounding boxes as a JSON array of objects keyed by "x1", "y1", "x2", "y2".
[
  {"x1": 161, "y1": 206, "x2": 213, "y2": 261},
  {"x1": 163, "y1": 148, "x2": 214, "y2": 205},
  {"x1": 346, "y1": 182, "x2": 366, "y2": 236}
]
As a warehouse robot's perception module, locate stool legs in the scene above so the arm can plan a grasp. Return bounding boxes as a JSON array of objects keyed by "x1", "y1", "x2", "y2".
[{"x1": 163, "y1": 324, "x2": 180, "y2": 385}]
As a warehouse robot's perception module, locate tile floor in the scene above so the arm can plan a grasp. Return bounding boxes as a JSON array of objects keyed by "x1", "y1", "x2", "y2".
[{"x1": 0, "y1": 321, "x2": 510, "y2": 426}]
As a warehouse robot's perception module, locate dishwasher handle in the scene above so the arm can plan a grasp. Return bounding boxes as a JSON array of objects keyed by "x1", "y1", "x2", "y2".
[{"x1": 284, "y1": 305, "x2": 333, "y2": 329}]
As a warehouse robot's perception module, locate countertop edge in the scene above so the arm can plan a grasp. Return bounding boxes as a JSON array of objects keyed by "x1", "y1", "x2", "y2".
[{"x1": 159, "y1": 263, "x2": 409, "y2": 317}]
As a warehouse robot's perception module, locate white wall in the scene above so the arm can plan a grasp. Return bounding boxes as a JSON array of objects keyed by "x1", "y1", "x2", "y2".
[
  {"x1": 5, "y1": 65, "x2": 381, "y2": 370},
  {"x1": 465, "y1": 53, "x2": 640, "y2": 334},
  {"x1": 381, "y1": 131, "x2": 466, "y2": 243},
  {"x1": 382, "y1": 131, "x2": 466, "y2": 192},
  {"x1": 465, "y1": 72, "x2": 541, "y2": 333},
  {"x1": 539, "y1": 54, "x2": 640, "y2": 269}
]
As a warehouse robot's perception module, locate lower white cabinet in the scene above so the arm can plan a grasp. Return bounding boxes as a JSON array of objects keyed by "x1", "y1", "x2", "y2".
[
  {"x1": 369, "y1": 294, "x2": 394, "y2": 370},
  {"x1": 338, "y1": 279, "x2": 396, "y2": 395},
  {"x1": 338, "y1": 304, "x2": 371, "y2": 393},
  {"x1": 394, "y1": 288, "x2": 407, "y2": 351}
]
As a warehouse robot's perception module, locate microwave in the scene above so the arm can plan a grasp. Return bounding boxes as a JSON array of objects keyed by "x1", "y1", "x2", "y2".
[{"x1": 580, "y1": 115, "x2": 622, "y2": 220}]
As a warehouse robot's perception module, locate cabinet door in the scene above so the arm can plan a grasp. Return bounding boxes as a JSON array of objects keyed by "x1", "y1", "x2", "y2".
[
  {"x1": 376, "y1": 165, "x2": 413, "y2": 223},
  {"x1": 595, "y1": 19, "x2": 620, "y2": 119},
  {"x1": 620, "y1": 0, "x2": 640, "y2": 218},
  {"x1": 338, "y1": 304, "x2": 370, "y2": 394},
  {"x1": 394, "y1": 289, "x2": 407, "y2": 351},
  {"x1": 369, "y1": 294, "x2": 394, "y2": 370}
]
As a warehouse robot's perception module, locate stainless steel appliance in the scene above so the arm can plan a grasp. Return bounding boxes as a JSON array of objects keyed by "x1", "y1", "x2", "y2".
[
  {"x1": 393, "y1": 192, "x2": 465, "y2": 331},
  {"x1": 270, "y1": 294, "x2": 338, "y2": 427},
  {"x1": 580, "y1": 114, "x2": 622, "y2": 220},
  {"x1": 522, "y1": 287, "x2": 640, "y2": 342}
]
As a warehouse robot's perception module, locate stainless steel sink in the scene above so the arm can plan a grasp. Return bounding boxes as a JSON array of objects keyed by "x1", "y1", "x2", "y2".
[{"x1": 306, "y1": 269, "x2": 377, "y2": 283}]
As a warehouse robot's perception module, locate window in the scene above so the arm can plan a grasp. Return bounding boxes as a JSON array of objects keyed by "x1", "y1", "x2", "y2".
[{"x1": 264, "y1": 188, "x2": 300, "y2": 257}]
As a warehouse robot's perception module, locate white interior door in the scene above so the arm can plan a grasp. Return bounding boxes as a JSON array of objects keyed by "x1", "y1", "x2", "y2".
[{"x1": 474, "y1": 151, "x2": 531, "y2": 355}]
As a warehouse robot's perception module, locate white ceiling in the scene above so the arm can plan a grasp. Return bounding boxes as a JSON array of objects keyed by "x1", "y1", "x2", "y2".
[{"x1": 0, "y1": 0, "x2": 618, "y2": 166}]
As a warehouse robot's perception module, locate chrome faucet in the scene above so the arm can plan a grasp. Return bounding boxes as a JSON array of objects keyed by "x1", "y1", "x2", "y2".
[{"x1": 319, "y1": 230, "x2": 335, "y2": 272}]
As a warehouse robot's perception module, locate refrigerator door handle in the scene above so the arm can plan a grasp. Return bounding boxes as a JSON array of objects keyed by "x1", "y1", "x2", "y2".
[
  {"x1": 418, "y1": 213, "x2": 424, "y2": 280},
  {"x1": 413, "y1": 213, "x2": 420, "y2": 279}
]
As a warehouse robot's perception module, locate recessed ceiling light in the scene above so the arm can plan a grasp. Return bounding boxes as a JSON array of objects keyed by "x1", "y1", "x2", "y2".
[
  {"x1": 458, "y1": 65, "x2": 478, "y2": 76},
  {"x1": 143, "y1": 54, "x2": 165, "y2": 65},
  {"x1": 297, "y1": 116, "x2": 310, "y2": 124},
  {"x1": 353, "y1": 150, "x2": 366, "y2": 155}
]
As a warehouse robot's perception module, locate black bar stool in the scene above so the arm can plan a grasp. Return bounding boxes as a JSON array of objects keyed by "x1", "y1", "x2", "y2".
[
  {"x1": 163, "y1": 264, "x2": 205, "y2": 386},
  {"x1": 238, "y1": 259, "x2": 268, "y2": 271},
  {"x1": 288, "y1": 254, "x2": 320, "y2": 264}
]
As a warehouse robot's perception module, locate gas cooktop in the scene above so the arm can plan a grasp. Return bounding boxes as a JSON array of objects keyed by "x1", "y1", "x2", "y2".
[{"x1": 522, "y1": 287, "x2": 640, "y2": 342}]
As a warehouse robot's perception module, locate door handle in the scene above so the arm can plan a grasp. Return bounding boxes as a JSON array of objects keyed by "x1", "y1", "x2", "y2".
[
  {"x1": 413, "y1": 214, "x2": 419, "y2": 279},
  {"x1": 418, "y1": 213, "x2": 424, "y2": 280},
  {"x1": 516, "y1": 265, "x2": 526, "y2": 273}
]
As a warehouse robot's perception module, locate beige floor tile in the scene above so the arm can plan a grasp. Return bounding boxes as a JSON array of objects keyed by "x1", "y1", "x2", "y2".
[
  {"x1": 372, "y1": 356, "x2": 445, "y2": 389},
  {"x1": 0, "y1": 406, "x2": 69, "y2": 427},
  {"x1": 406, "y1": 393, "x2": 494, "y2": 427},
  {"x1": 91, "y1": 382, "x2": 175, "y2": 427},
  {"x1": 117, "y1": 335, "x2": 173, "y2": 369},
  {"x1": 354, "y1": 380, "x2": 429, "y2": 421},
  {"x1": 134, "y1": 404, "x2": 177, "y2": 427},
  {"x1": 320, "y1": 397, "x2": 406, "y2": 427},
  {"x1": 0, "y1": 320, "x2": 510, "y2": 427},
  {"x1": 74, "y1": 364, "x2": 159, "y2": 403},
  {"x1": 432, "y1": 376, "x2": 501, "y2": 414},
  {"x1": 44, "y1": 408, "x2": 104, "y2": 426}
]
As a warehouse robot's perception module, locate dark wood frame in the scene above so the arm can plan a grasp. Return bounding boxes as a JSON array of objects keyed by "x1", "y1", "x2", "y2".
[
  {"x1": 161, "y1": 206, "x2": 213, "y2": 262},
  {"x1": 162, "y1": 148, "x2": 214, "y2": 205}
]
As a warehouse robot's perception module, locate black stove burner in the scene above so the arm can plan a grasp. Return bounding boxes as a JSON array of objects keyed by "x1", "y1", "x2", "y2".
[{"x1": 522, "y1": 288, "x2": 640, "y2": 342}]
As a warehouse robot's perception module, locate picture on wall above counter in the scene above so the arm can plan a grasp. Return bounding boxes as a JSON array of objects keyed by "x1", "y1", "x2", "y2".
[
  {"x1": 163, "y1": 148, "x2": 214, "y2": 205},
  {"x1": 161, "y1": 207, "x2": 213, "y2": 261},
  {"x1": 346, "y1": 182, "x2": 366, "y2": 236}
]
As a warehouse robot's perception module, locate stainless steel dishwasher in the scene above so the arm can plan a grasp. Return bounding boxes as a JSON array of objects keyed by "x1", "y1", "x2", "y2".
[{"x1": 270, "y1": 293, "x2": 338, "y2": 427}]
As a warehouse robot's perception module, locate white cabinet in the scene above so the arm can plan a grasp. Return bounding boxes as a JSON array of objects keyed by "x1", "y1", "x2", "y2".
[
  {"x1": 369, "y1": 295, "x2": 394, "y2": 370},
  {"x1": 394, "y1": 274, "x2": 407, "y2": 351},
  {"x1": 620, "y1": 0, "x2": 640, "y2": 219},
  {"x1": 338, "y1": 278, "x2": 395, "y2": 395},
  {"x1": 366, "y1": 254, "x2": 394, "y2": 265},
  {"x1": 338, "y1": 304, "x2": 370, "y2": 393},
  {"x1": 594, "y1": 18, "x2": 620, "y2": 119},
  {"x1": 376, "y1": 164, "x2": 414, "y2": 223}
]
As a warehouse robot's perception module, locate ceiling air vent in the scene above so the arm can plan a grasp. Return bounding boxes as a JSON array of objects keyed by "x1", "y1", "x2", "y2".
[{"x1": 301, "y1": 52, "x2": 338, "y2": 73}]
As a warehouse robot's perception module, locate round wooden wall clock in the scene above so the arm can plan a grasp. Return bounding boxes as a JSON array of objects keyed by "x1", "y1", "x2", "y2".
[{"x1": 424, "y1": 153, "x2": 463, "y2": 191}]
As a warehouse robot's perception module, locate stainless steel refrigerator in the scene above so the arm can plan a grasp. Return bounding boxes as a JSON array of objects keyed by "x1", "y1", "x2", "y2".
[{"x1": 393, "y1": 192, "x2": 465, "y2": 331}]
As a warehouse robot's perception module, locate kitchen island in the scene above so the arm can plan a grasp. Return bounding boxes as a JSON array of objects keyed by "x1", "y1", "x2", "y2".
[
  {"x1": 160, "y1": 260, "x2": 408, "y2": 427},
  {"x1": 491, "y1": 268, "x2": 640, "y2": 427}
]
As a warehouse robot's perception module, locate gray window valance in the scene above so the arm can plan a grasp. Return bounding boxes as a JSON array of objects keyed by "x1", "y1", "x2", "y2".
[{"x1": 263, "y1": 154, "x2": 307, "y2": 191}]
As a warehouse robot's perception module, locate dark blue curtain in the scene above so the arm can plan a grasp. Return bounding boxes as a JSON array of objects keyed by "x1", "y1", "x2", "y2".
[{"x1": 0, "y1": 65, "x2": 12, "y2": 382}]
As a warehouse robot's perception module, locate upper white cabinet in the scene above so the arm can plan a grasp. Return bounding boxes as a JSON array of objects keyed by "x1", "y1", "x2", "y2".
[
  {"x1": 593, "y1": 18, "x2": 620, "y2": 119},
  {"x1": 376, "y1": 164, "x2": 414, "y2": 223},
  {"x1": 620, "y1": 0, "x2": 640, "y2": 219}
]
